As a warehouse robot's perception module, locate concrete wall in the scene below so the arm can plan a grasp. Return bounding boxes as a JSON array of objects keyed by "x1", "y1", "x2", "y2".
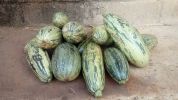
[{"x1": 0, "y1": 0, "x2": 178, "y2": 26}]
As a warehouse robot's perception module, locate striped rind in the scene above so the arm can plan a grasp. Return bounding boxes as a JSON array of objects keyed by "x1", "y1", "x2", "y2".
[
  {"x1": 104, "y1": 47, "x2": 129, "y2": 84},
  {"x1": 51, "y1": 43, "x2": 81, "y2": 81},
  {"x1": 103, "y1": 13, "x2": 150, "y2": 68},
  {"x1": 142, "y1": 34, "x2": 158, "y2": 50},
  {"x1": 36, "y1": 25, "x2": 62, "y2": 49},
  {"x1": 52, "y1": 12, "x2": 69, "y2": 28},
  {"x1": 78, "y1": 37, "x2": 92, "y2": 53},
  {"x1": 24, "y1": 38, "x2": 38, "y2": 51},
  {"x1": 62, "y1": 21, "x2": 85, "y2": 44},
  {"x1": 92, "y1": 25, "x2": 110, "y2": 45},
  {"x1": 24, "y1": 40, "x2": 52, "y2": 83},
  {"x1": 82, "y1": 42, "x2": 105, "y2": 97}
]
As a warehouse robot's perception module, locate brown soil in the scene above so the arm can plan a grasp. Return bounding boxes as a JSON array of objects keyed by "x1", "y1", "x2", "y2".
[{"x1": 0, "y1": 25, "x2": 178, "y2": 100}]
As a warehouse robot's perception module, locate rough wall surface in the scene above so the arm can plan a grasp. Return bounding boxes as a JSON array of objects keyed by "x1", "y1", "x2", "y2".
[{"x1": 0, "y1": 0, "x2": 178, "y2": 26}]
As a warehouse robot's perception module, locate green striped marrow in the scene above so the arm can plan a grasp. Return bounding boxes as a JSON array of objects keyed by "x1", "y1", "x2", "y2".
[
  {"x1": 51, "y1": 43, "x2": 81, "y2": 81},
  {"x1": 103, "y1": 13, "x2": 150, "y2": 68},
  {"x1": 52, "y1": 12, "x2": 69, "y2": 28},
  {"x1": 62, "y1": 21, "x2": 85, "y2": 44},
  {"x1": 78, "y1": 25, "x2": 94, "y2": 53},
  {"x1": 104, "y1": 47, "x2": 129, "y2": 84},
  {"x1": 142, "y1": 34, "x2": 158, "y2": 50},
  {"x1": 24, "y1": 38, "x2": 52, "y2": 83},
  {"x1": 82, "y1": 42, "x2": 105, "y2": 97},
  {"x1": 36, "y1": 25, "x2": 62, "y2": 49},
  {"x1": 92, "y1": 25, "x2": 112, "y2": 45},
  {"x1": 113, "y1": 33, "x2": 158, "y2": 51},
  {"x1": 78, "y1": 36, "x2": 113, "y2": 54},
  {"x1": 78, "y1": 37, "x2": 92, "y2": 53}
]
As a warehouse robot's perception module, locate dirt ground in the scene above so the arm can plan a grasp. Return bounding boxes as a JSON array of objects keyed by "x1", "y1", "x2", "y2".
[{"x1": 0, "y1": 25, "x2": 178, "y2": 100}]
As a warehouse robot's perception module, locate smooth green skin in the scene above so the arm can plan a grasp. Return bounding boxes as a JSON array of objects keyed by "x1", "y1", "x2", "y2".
[
  {"x1": 104, "y1": 47, "x2": 129, "y2": 84},
  {"x1": 82, "y1": 42, "x2": 105, "y2": 97},
  {"x1": 36, "y1": 25, "x2": 62, "y2": 49},
  {"x1": 62, "y1": 21, "x2": 85, "y2": 44},
  {"x1": 51, "y1": 43, "x2": 81, "y2": 81},
  {"x1": 142, "y1": 34, "x2": 158, "y2": 50},
  {"x1": 25, "y1": 40, "x2": 52, "y2": 83},
  {"x1": 103, "y1": 13, "x2": 150, "y2": 68},
  {"x1": 52, "y1": 12, "x2": 69, "y2": 28}
]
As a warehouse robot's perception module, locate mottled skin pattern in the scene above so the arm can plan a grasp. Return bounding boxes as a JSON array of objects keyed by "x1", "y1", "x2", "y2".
[
  {"x1": 24, "y1": 40, "x2": 52, "y2": 83},
  {"x1": 62, "y1": 21, "x2": 85, "y2": 44},
  {"x1": 52, "y1": 12, "x2": 69, "y2": 28},
  {"x1": 104, "y1": 47, "x2": 129, "y2": 84},
  {"x1": 103, "y1": 13, "x2": 150, "y2": 68},
  {"x1": 92, "y1": 25, "x2": 110, "y2": 45},
  {"x1": 36, "y1": 25, "x2": 62, "y2": 49},
  {"x1": 51, "y1": 43, "x2": 81, "y2": 81},
  {"x1": 82, "y1": 42, "x2": 105, "y2": 97},
  {"x1": 142, "y1": 34, "x2": 158, "y2": 50},
  {"x1": 78, "y1": 37, "x2": 92, "y2": 53}
]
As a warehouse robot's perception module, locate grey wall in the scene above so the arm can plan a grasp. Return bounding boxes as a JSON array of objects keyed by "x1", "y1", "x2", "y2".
[{"x1": 0, "y1": 0, "x2": 178, "y2": 26}]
